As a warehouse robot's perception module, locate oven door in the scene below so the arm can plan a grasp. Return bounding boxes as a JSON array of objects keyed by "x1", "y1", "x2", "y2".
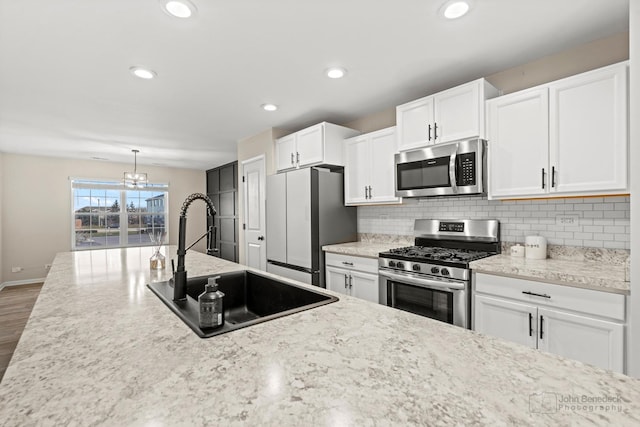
[{"x1": 379, "y1": 269, "x2": 469, "y2": 328}]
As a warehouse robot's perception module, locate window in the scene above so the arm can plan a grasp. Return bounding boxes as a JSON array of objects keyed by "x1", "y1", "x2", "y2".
[{"x1": 71, "y1": 179, "x2": 169, "y2": 250}]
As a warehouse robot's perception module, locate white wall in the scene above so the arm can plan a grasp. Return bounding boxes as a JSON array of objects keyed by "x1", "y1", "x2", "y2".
[
  {"x1": 628, "y1": 1, "x2": 639, "y2": 378},
  {"x1": 0, "y1": 153, "x2": 206, "y2": 284}
]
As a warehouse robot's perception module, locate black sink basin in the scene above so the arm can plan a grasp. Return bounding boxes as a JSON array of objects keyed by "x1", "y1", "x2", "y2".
[{"x1": 147, "y1": 270, "x2": 338, "y2": 338}]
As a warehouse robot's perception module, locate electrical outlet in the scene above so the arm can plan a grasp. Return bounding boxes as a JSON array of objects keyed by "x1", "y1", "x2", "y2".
[
  {"x1": 11, "y1": 266, "x2": 23, "y2": 273},
  {"x1": 556, "y1": 214, "x2": 579, "y2": 225},
  {"x1": 45, "y1": 264, "x2": 52, "y2": 270}
]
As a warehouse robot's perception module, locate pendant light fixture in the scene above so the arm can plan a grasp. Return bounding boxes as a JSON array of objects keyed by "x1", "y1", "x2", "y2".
[{"x1": 123, "y1": 149, "x2": 148, "y2": 188}]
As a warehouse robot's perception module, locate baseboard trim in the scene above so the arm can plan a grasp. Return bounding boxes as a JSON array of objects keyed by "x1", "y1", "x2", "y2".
[{"x1": 0, "y1": 278, "x2": 46, "y2": 291}]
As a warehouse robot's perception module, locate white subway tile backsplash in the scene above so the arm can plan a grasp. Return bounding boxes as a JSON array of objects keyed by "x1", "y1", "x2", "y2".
[{"x1": 357, "y1": 195, "x2": 630, "y2": 250}]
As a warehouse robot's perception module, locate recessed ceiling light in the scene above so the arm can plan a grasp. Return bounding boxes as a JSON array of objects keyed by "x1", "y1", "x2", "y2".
[
  {"x1": 261, "y1": 103, "x2": 278, "y2": 112},
  {"x1": 441, "y1": 1, "x2": 470, "y2": 19},
  {"x1": 130, "y1": 66, "x2": 157, "y2": 80},
  {"x1": 160, "y1": 0, "x2": 197, "y2": 18},
  {"x1": 326, "y1": 67, "x2": 347, "y2": 79}
]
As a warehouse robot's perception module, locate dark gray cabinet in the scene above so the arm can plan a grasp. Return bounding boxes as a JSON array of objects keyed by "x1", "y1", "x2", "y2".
[{"x1": 206, "y1": 161, "x2": 238, "y2": 262}]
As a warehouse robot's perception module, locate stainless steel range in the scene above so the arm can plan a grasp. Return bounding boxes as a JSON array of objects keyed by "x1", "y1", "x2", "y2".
[{"x1": 379, "y1": 219, "x2": 500, "y2": 328}]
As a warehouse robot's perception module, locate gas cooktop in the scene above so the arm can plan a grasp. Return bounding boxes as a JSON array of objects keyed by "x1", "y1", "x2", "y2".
[{"x1": 379, "y1": 246, "x2": 493, "y2": 266}]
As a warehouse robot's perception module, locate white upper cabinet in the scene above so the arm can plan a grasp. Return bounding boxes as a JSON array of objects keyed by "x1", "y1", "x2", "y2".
[
  {"x1": 488, "y1": 87, "x2": 550, "y2": 198},
  {"x1": 487, "y1": 62, "x2": 629, "y2": 200},
  {"x1": 396, "y1": 79, "x2": 499, "y2": 151},
  {"x1": 275, "y1": 122, "x2": 359, "y2": 172},
  {"x1": 548, "y1": 64, "x2": 628, "y2": 194},
  {"x1": 344, "y1": 127, "x2": 401, "y2": 206}
]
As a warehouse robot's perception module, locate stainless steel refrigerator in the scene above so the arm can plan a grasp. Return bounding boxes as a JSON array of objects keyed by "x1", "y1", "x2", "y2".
[{"x1": 266, "y1": 167, "x2": 357, "y2": 287}]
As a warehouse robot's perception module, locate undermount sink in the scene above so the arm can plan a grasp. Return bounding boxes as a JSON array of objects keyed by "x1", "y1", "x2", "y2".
[{"x1": 147, "y1": 270, "x2": 338, "y2": 338}]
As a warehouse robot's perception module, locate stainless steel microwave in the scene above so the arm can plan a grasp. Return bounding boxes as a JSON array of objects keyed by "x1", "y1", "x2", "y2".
[{"x1": 395, "y1": 139, "x2": 486, "y2": 198}]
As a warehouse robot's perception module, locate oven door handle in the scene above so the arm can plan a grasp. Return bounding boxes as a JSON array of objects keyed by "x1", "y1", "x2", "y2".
[
  {"x1": 378, "y1": 269, "x2": 465, "y2": 291},
  {"x1": 449, "y1": 143, "x2": 459, "y2": 193}
]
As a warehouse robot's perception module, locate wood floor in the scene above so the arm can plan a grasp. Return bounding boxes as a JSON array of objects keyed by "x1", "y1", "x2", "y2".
[{"x1": 0, "y1": 283, "x2": 43, "y2": 382}]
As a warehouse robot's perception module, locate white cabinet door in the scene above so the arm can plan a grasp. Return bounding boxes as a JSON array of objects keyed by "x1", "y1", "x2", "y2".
[
  {"x1": 285, "y1": 169, "x2": 311, "y2": 269},
  {"x1": 296, "y1": 123, "x2": 324, "y2": 167},
  {"x1": 397, "y1": 96, "x2": 435, "y2": 151},
  {"x1": 369, "y1": 129, "x2": 400, "y2": 204},
  {"x1": 537, "y1": 307, "x2": 624, "y2": 373},
  {"x1": 350, "y1": 270, "x2": 379, "y2": 304},
  {"x1": 487, "y1": 88, "x2": 550, "y2": 199},
  {"x1": 326, "y1": 266, "x2": 350, "y2": 295},
  {"x1": 549, "y1": 63, "x2": 628, "y2": 194},
  {"x1": 275, "y1": 134, "x2": 296, "y2": 172},
  {"x1": 434, "y1": 81, "x2": 480, "y2": 144},
  {"x1": 344, "y1": 136, "x2": 370, "y2": 204},
  {"x1": 474, "y1": 295, "x2": 537, "y2": 349}
]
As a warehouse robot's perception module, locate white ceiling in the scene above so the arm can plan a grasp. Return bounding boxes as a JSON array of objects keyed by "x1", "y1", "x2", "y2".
[{"x1": 0, "y1": 0, "x2": 629, "y2": 170}]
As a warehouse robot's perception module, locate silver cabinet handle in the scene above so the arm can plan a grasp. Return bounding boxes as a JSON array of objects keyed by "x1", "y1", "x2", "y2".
[
  {"x1": 344, "y1": 274, "x2": 348, "y2": 289},
  {"x1": 349, "y1": 274, "x2": 353, "y2": 289},
  {"x1": 342, "y1": 261, "x2": 354, "y2": 266}
]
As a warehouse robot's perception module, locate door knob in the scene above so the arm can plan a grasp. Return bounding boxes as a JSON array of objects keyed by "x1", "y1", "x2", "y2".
[{"x1": 257, "y1": 236, "x2": 265, "y2": 241}]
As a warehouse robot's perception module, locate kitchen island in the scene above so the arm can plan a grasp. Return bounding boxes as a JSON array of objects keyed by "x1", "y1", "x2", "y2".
[{"x1": 0, "y1": 246, "x2": 639, "y2": 426}]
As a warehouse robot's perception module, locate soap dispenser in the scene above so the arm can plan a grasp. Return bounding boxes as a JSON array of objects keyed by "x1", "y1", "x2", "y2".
[{"x1": 198, "y1": 276, "x2": 225, "y2": 329}]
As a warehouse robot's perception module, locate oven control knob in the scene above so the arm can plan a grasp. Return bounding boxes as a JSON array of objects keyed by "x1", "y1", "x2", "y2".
[
  {"x1": 396, "y1": 262, "x2": 405, "y2": 269},
  {"x1": 412, "y1": 264, "x2": 421, "y2": 272},
  {"x1": 441, "y1": 268, "x2": 450, "y2": 276},
  {"x1": 431, "y1": 267, "x2": 440, "y2": 274},
  {"x1": 388, "y1": 261, "x2": 396, "y2": 268}
]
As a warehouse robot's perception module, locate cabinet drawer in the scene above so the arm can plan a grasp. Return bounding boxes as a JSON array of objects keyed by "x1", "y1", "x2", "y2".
[
  {"x1": 325, "y1": 253, "x2": 378, "y2": 274},
  {"x1": 475, "y1": 273, "x2": 625, "y2": 321}
]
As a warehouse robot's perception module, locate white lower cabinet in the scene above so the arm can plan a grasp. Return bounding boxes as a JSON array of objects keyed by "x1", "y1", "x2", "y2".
[
  {"x1": 325, "y1": 253, "x2": 379, "y2": 304},
  {"x1": 474, "y1": 273, "x2": 625, "y2": 373}
]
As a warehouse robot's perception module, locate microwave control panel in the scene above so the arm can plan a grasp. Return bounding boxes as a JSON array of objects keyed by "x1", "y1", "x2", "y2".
[{"x1": 457, "y1": 153, "x2": 476, "y2": 186}]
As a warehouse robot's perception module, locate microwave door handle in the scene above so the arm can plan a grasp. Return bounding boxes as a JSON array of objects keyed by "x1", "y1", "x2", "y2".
[{"x1": 449, "y1": 143, "x2": 459, "y2": 193}]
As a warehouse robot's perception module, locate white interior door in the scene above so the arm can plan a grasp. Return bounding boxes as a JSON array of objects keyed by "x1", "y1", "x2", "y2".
[{"x1": 242, "y1": 155, "x2": 266, "y2": 271}]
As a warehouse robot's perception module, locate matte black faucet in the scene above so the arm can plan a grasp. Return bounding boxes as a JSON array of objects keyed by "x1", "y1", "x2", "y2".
[{"x1": 173, "y1": 193, "x2": 218, "y2": 302}]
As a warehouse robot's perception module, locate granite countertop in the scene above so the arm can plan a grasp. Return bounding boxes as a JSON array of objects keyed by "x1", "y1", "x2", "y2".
[
  {"x1": 1, "y1": 246, "x2": 639, "y2": 425},
  {"x1": 470, "y1": 255, "x2": 629, "y2": 295},
  {"x1": 322, "y1": 241, "x2": 405, "y2": 258},
  {"x1": 325, "y1": 239, "x2": 630, "y2": 296}
]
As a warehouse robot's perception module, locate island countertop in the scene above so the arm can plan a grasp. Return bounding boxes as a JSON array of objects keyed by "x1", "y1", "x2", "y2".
[{"x1": 1, "y1": 246, "x2": 639, "y2": 426}]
